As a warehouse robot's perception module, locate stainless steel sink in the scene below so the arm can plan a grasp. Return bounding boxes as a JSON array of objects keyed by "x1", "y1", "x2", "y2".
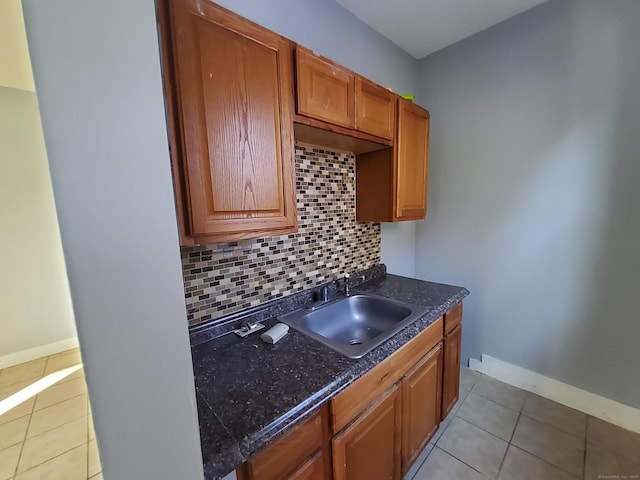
[{"x1": 279, "y1": 293, "x2": 426, "y2": 359}]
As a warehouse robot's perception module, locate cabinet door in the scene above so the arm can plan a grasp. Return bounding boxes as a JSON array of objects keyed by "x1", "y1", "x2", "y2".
[
  {"x1": 332, "y1": 384, "x2": 402, "y2": 480},
  {"x1": 442, "y1": 324, "x2": 462, "y2": 420},
  {"x1": 395, "y1": 98, "x2": 430, "y2": 220},
  {"x1": 355, "y1": 78, "x2": 395, "y2": 140},
  {"x1": 169, "y1": 0, "x2": 297, "y2": 239},
  {"x1": 401, "y1": 343, "x2": 443, "y2": 474},
  {"x1": 296, "y1": 46, "x2": 355, "y2": 129}
]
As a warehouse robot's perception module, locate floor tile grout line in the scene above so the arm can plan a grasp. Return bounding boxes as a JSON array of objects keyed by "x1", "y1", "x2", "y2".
[
  {"x1": 431, "y1": 444, "x2": 493, "y2": 479},
  {"x1": 12, "y1": 441, "x2": 89, "y2": 478},
  {"x1": 583, "y1": 427, "x2": 640, "y2": 465},
  {"x1": 11, "y1": 358, "x2": 47, "y2": 478},
  {"x1": 51, "y1": 369, "x2": 84, "y2": 386},
  {"x1": 520, "y1": 392, "x2": 589, "y2": 441},
  {"x1": 25, "y1": 411, "x2": 90, "y2": 443},
  {"x1": 504, "y1": 444, "x2": 582, "y2": 479},
  {"x1": 438, "y1": 387, "x2": 508, "y2": 478},
  {"x1": 33, "y1": 390, "x2": 87, "y2": 414},
  {"x1": 460, "y1": 380, "x2": 588, "y2": 479},
  {"x1": 513, "y1": 395, "x2": 586, "y2": 479},
  {"x1": 452, "y1": 409, "x2": 516, "y2": 444},
  {"x1": 4, "y1": 350, "x2": 88, "y2": 480},
  {"x1": 518, "y1": 410, "x2": 587, "y2": 441},
  {"x1": 469, "y1": 386, "x2": 525, "y2": 414},
  {"x1": 459, "y1": 389, "x2": 525, "y2": 425},
  {"x1": 496, "y1": 409, "x2": 522, "y2": 480},
  {"x1": 509, "y1": 430, "x2": 585, "y2": 477}
]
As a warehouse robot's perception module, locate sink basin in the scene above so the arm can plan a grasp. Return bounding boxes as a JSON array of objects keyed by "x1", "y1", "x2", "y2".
[{"x1": 279, "y1": 293, "x2": 426, "y2": 359}]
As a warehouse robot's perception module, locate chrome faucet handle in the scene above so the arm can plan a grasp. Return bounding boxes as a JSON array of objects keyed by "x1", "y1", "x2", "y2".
[
  {"x1": 321, "y1": 285, "x2": 330, "y2": 302},
  {"x1": 344, "y1": 273, "x2": 351, "y2": 296}
]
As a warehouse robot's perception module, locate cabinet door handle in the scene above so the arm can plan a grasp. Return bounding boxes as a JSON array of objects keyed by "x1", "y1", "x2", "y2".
[{"x1": 378, "y1": 371, "x2": 390, "y2": 383}]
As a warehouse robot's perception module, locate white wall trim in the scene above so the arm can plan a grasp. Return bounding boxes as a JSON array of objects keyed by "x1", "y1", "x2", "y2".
[
  {"x1": 469, "y1": 354, "x2": 640, "y2": 434},
  {"x1": 0, "y1": 337, "x2": 80, "y2": 369}
]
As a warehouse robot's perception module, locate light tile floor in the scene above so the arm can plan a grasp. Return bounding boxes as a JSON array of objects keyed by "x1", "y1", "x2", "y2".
[
  {"x1": 406, "y1": 367, "x2": 640, "y2": 480},
  {"x1": 5, "y1": 355, "x2": 637, "y2": 480},
  {"x1": 0, "y1": 349, "x2": 102, "y2": 480}
]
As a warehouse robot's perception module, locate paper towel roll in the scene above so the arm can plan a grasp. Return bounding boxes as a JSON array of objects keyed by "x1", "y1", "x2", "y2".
[{"x1": 260, "y1": 323, "x2": 289, "y2": 344}]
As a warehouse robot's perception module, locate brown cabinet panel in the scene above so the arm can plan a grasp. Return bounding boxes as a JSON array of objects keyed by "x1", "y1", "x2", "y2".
[
  {"x1": 355, "y1": 78, "x2": 395, "y2": 140},
  {"x1": 442, "y1": 324, "x2": 462, "y2": 420},
  {"x1": 332, "y1": 384, "x2": 402, "y2": 480},
  {"x1": 355, "y1": 148, "x2": 393, "y2": 222},
  {"x1": 330, "y1": 316, "x2": 443, "y2": 434},
  {"x1": 240, "y1": 409, "x2": 323, "y2": 480},
  {"x1": 395, "y1": 98, "x2": 430, "y2": 220},
  {"x1": 402, "y1": 343, "x2": 443, "y2": 474},
  {"x1": 296, "y1": 46, "x2": 355, "y2": 128},
  {"x1": 163, "y1": 0, "x2": 297, "y2": 242},
  {"x1": 444, "y1": 302, "x2": 463, "y2": 335}
]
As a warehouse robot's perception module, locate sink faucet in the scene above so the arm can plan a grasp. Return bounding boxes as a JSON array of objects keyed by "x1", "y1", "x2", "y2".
[
  {"x1": 321, "y1": 285, "x2": 330, "y2": 302},
  {"x1": 343, "y1": 274, "x2": 351, "y2": 296}
]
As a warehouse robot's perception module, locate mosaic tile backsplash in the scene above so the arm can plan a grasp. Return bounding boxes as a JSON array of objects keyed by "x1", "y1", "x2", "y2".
[{"x1": 181, "y1": 144, "x2": 382, "y2": 326}]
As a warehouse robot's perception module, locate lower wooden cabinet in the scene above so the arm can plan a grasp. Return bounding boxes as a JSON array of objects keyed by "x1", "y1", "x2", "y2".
[
  {"x1": 236, "y1": 407, "x2": 327, "y2": 480},
  {"x1": 401, "y1": 343, "x2": 443, "y2": 473},
  {"x1": 442, "y1": 323, "x2": 463, "y2": 420},
  {"x1": 332, "y1": 384, "x2": 402, "y2": 480},
  {"x1": 238, "y1": 303, "x2": 464, "y2": 480}
]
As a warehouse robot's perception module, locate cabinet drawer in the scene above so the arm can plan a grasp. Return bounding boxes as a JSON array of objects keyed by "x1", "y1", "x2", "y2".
[
  {"x1": 243, "y1": 408, "x2": 323, "y2": 480},
  {"x1": 444, "y1": 302, "x2": 462, "y2": 334},
  {"x1": 330, "y1": 316, "x2": 443, "y2": 434}
]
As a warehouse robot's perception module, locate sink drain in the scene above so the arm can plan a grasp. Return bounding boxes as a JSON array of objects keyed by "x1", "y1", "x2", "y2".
[{"x1": 349, "y1": 339, "x2": 363, "y2": 345}]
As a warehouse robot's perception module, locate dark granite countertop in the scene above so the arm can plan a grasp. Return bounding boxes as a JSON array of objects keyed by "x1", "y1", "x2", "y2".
[{"x1": 190, "y1": 269, "x2": 469, "y2": 479}]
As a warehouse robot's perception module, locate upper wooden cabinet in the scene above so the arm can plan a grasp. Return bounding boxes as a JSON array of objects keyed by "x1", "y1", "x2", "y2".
[
  {"x1": 296, "y1": 45, "x2": 355, "y2": 129},
  {"x1": 356, "y1": 97, "x2": 430, "y2": 222},
  {"x1": 395, "y1": 99, "x2": 430, "y2": 220},
  {"x1": 355, "y1": 77, "x2": 395, "y2": 140},
  {"x1": 159, "y1": 0, "x2": 297, "y2": 244},
  {"x1": 295, "y1": 46, "x2": 395, "y2": 144},
  {"x1": 160, "y1": 0, "x2": 431, "y2": 241}
]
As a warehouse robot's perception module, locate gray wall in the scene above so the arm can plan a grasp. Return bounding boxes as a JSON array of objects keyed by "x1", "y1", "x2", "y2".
[
  {"x1": 416, "y1": 0, "x2": 640, "y2": 408},
  {"x1": 22, "y1": 0, "x2": 204, "y2": 478},
  {"x1": 213, "y1": 0, "x2": 420, "y2": 277},
  {"x1": 0, "y1": 86, "x2": 76, "y2": 360}
]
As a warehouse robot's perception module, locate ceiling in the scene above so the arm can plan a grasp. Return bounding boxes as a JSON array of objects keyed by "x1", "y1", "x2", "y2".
[{"x1": 335, "y1": 0, "x2": 548, "y2": 59}]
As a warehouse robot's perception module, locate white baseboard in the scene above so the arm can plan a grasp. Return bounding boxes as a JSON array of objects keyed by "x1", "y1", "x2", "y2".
[
  {"x1": 0, "y1": 337, "x2": 80, "y2": 369},
  {"x1": 469, "y1": 354, "x2": 640, "y2": 434}
]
